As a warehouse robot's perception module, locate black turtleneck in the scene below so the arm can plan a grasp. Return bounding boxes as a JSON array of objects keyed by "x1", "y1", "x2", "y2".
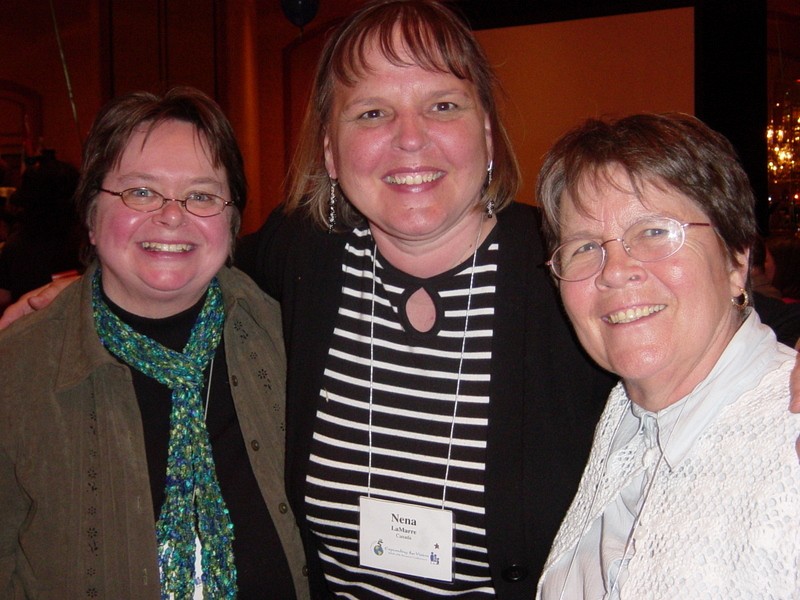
[{"x1": 104, "y1": 292, "x2": 295, "y2": 598}]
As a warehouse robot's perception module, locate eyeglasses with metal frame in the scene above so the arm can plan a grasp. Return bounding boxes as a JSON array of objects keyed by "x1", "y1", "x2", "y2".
[
  {"x1": 98, "y1": 187, "x2": 234, "y2": 217},
  {"x1": 547, "y1": 216, "x2": 712, "y2": 282}
]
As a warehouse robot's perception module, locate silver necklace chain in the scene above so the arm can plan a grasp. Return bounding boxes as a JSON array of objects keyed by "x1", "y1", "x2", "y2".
[
  {"x1": 204, "y1": 357, "x2": 214, "y2": 420},
  {"x1": 366, "y1": 219, "x2": 484, "y2": 510}
]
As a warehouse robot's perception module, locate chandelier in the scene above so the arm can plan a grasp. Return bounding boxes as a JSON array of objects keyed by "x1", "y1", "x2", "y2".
[
  {"x1": 767, "y1": 81, "x2": 800, "y2": 234},
  {"x1": 767, "y1": 82, "x2": 800, "y2": 184}
]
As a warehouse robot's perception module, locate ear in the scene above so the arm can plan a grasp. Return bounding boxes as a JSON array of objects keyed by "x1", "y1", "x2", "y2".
[
  {"x1": 484, "y1": 113, "x2": 493, "y2": 165},
  {"x1": 87, "y1": 212, "x2": 97, "y2": 246},
  {"x1": 728, "y1": 248, "x2": 750, "y2": 296},
  {"x1": 323, "y1": 130, "x2": 337, "y2": 180}
]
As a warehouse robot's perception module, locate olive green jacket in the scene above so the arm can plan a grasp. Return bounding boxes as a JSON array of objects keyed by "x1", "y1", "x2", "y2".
[{"x1": 0, "y1": 264, "x2": 309, "y2": 599}]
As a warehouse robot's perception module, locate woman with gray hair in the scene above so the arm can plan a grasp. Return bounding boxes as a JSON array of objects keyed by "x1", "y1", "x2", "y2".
[{"x1": 536, "y1": 113, "x2": 799, "y2": 598}]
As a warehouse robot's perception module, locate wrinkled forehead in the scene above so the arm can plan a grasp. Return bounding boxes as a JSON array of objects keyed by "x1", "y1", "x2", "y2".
[{"x1": 562, "y1": 163, "x2": 671, "y2": 222}]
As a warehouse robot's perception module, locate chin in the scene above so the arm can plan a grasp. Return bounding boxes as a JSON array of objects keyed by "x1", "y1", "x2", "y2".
[
  {"x1": 606, "y1": 349, "x2": 667, "y2": 380},
  {"x1": 140, "y1": 273, "x2": 200, "y2": 294}
]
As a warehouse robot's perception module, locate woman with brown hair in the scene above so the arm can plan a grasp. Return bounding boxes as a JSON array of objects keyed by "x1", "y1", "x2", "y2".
[{"x1": 0, "y1": 88, "x2": 307, "y2": 599}]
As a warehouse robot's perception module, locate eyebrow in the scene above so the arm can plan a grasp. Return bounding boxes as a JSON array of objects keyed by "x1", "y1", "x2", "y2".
[
  {"x1": 559, "y1": 213, "x2": 682, "y2": 241},
  {"x1": 114, "y1": 173, "x2": 224, "y2": 189},
  {"x1": 559, "y1": 231, "x2": 603, "y2": 244},
  {"x1": 341, "y1": 88, "x2": 473, "y2": 112}
]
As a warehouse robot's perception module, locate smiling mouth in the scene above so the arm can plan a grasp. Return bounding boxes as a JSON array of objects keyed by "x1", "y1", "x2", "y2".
[
  {"x1": 604, "y1": 304, "x2": 666, "y2": 324},
  {"x1": 140, "y1": 241, "x2": 194, "y2": 253},
  {"x1": 384, "y1": 171, "x2": 444, "y2": 186}
]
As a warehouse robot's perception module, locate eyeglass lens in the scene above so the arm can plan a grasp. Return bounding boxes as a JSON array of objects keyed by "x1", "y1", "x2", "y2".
[
  {"x1": 120, "y1": 188, "x2": 227, "y2": 217},
  {"x1": 551, "y1": 218, "x2": 688, "y2": 281}
]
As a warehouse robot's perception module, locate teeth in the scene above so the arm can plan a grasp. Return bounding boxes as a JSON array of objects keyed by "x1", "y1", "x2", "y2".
[
  {"x1": 385, "y1": 171, "x2": 444, "y2": 185},
  {"x1": 606, "y1": 305, "x2": 666, "y2": 324},
  {"x1": 141, "y1": 241, "x2": 193, "y2": 253}
]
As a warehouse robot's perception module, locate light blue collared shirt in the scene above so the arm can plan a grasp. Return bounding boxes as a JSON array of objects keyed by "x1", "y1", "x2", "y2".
[{"x1": 541, "y1": 310, "x2": 785, "y2": 599}]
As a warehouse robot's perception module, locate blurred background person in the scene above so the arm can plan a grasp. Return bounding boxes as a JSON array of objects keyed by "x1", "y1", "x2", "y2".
[
  {"x1": 750, "y1": 234, "x2": 800, "y2": 348},
  {"x1": 0, "y1": 88, "x2": 308, "y2": 598},
  {"x1": 0, "y1": 150, "x2": 82, "y2": 312},
  {"x1": 536, "y1": 113, "x2": 799, "y2": 598},
  {"x1": 750, "y1": 234, "x2": 781, "y2": 299},
  {"x1": 768, "y1": 234, "x2": 800, "y2": 302},
  {"x1": 0, "y1": 207, "x2": 14, "y2": 253}
]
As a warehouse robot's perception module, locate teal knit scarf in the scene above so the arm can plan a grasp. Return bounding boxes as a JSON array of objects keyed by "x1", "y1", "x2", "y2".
[{"x1": 92, "y1": 270, "x2": 237, "y2": 599}]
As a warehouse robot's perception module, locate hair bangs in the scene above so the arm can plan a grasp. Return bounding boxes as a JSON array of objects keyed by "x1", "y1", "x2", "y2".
[{"x1": 330, "y1": 3, "x2": 473, "y2": 86}]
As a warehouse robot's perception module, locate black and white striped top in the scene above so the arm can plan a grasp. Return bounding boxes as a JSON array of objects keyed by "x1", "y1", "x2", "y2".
[{"x1": 305, "y1": 226, "x2": 499, "y2": 598}]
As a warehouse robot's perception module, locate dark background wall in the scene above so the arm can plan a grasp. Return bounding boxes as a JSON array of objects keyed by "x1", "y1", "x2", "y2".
[{"x1": 1, "y1": 0, "x2": 795, "y2": 234}]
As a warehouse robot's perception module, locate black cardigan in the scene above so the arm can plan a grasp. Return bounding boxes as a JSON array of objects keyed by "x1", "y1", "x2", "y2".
[{"x1": 242, "y1": 202, "x2": 617, "y2": 598}]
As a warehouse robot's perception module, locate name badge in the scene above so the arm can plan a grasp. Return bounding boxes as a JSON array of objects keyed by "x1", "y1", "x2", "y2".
[{"x1": 358, "y1": 496, "x2": 454, "y2": 582}]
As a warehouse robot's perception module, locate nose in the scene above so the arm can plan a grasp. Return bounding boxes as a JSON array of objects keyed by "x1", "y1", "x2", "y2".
[
  {"x1": 596, "y1": 239, "x2": 645, "y2": 287},
  {"x1": 152, "y1": 198, "x2": 187, "y2": 226},
  {"x1": 393, "y1": 113, "x2": 428, "y2": 152}
]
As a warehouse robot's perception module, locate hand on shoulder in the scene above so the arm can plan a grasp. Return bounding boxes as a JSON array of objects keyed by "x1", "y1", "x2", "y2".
[{"x1": 0, "y1": 274, "x2": 79, "y2": 330}]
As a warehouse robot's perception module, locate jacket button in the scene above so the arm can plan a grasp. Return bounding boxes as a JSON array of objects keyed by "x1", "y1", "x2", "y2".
[
  {"x1": 302, "y1": 564, "x2": 308, "y2": 577},
  {"x1": 501, "y1": 564, "x2": 529, "y2": 582},
  {"x1": 250, "y1": 440, "x2": 260, "y2": 451},
  {"x1": 279, "y1": 502, "x2": 289, "y2": 514},
  {"x1": 231, "y1": 375, "x2": 239, "y2": 386}
]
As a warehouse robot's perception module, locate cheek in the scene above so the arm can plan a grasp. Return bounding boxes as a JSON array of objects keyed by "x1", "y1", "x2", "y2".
[
  {"x1": 433, "y1": 121, "x2": 489, "y2": 164},
  {"x1": 341, "y1": 132, "x2": 385, "y2": 172},
  {"x1": 559, "y1": 283, "x2": 594, "y2": 325},
  {"x1": 91, "y1": 209, "x2": 140, "y2": 251},
  {"x1": 335, "y1": 135, "x2": 386, "y2": 203},
  {"x1": 667, "y1": 253, "x2": 726, "y2": 297},
  {"x1": 201, "y1": 219, "x2": 234, "y2": 255}
]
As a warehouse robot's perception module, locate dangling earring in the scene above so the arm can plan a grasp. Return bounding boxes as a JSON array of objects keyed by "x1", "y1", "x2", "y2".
[
  {"x1": 328, "y1": 178, "x2": 337, "y2": 233},
  {"x1": 731, "y1": 287, "x2": 750, "y2": 311},
  {"x1": 485, "y1": 160, "x2": 494, "y2": 219}
]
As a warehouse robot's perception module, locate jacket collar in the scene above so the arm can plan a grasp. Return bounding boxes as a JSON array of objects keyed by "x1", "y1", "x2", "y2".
[{"x1": 54, "y1": 263, "x2": 248, "y2": 394}]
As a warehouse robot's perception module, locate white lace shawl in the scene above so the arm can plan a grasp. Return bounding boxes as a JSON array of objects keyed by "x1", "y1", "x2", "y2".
[{"x1": 537, "y1": 314, "x2": 800, "y2": 599}]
